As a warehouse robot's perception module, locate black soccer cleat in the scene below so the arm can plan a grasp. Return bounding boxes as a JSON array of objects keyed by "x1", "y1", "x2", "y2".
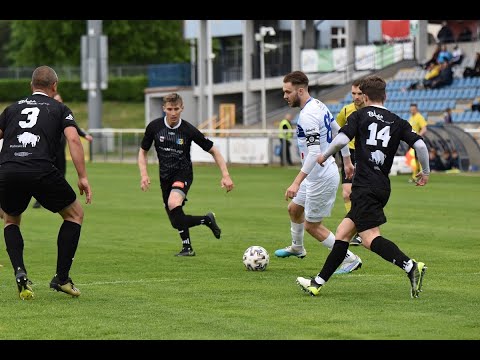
[
  {"x1": 407, "y1": 260, "x2": 427, "y2": 298},
  {"x1": 16, "y1": 270, "x2": 34, "y2": 300},
  {"x1": 50, "y1": 274, "x2": 81, "y2": 297},
  {"x1": 205, "y1": 212, "x2": 221, "y2": 239},
  {"x1": 175, "y1": 248, "x2": 196, "y2": 257}
]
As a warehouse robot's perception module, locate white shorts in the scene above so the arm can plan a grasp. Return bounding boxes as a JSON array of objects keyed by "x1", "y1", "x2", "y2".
[{"x1": 292, "y1": 168, "x2": 339, "y2": 223}]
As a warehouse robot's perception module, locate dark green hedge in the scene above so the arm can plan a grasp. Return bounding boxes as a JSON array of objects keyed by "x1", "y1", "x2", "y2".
[{"x1": 0, "y1": 76, "x2": 148, "y2": 102}]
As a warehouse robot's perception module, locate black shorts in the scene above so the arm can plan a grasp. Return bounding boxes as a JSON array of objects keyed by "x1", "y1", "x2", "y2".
[
  {"x1": 0, "y1": 166, "x2": 77, "y2": 216},
  {"x1": 347, "y1": 185, "x2": 390, "y2": 233},
  {"x1": 160, "y1": 173, "x2": 193, "y2": 210},
  {"x1": 340, "y1": 148, "x2": 356, "y2": 184}
]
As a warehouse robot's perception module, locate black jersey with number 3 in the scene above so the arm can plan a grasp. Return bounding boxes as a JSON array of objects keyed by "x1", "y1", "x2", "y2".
[
  {"x1": 140, "y1": 117, "x2": 214, "y2": 181},
  {"x1": 340, "y1": 105, "x2": 422, "y2": 190},
  {"x1": 0, "y1": 93, "x2": 78, "y2": 171}
]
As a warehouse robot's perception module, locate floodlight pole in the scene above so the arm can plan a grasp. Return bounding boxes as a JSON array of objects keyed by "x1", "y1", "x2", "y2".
[
  {"x1": 86, "y1": 20, "x2": 103, "y2": 131},
  {"x1": 256, "y1": 26, "x2": 276, "y2": 130}
]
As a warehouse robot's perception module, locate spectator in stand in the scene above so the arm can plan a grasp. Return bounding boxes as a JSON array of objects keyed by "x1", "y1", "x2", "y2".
[
  {"x1": 444, "y1": 107, "x2": 453, "y2": 124},
  {"x1": 407, "y1": 62, "x2": 442, "y2": 91},
  {"x1": 437, "y1": 21, "x2": 455, "y2": 44},
  {"x1": 419, "y1": 62, "x2": 442, "y2": 89},
  {"x1": 422, "y1": 43, "x2": 441, "y2": 70},
  {"x1": 428, "y1": 60, "x2": 453, "y2": 89},
  {"x1": 436, "y1": 44, "x2": 452, "y2": 64},
  {"x1": 450, "y1": 45, "x2": 464, "y2": 66},
  {"x1": 457, "y1": 26, "x2": 472, "y2": 42},
  {"x1": 463, "y1": 52, "x2": 480, "y2": 78}
]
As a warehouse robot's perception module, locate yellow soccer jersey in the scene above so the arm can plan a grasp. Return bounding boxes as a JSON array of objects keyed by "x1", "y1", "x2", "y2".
[
  {"x1": 408, "y1": 113, "x2": 427, "y2": 134},
  {"x1": 336, "y1": 102, "x2": 358, "y2": 149}
]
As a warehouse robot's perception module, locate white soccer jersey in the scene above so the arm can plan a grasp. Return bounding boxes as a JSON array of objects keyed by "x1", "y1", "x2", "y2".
[{"x1": 296, "y1": 97, "x2": 337, "y2": 181}]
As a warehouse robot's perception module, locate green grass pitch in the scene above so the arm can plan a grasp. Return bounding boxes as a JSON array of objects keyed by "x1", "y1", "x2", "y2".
[{"x1": 0, "y1": 163, "x2": 479, "y2": 340}]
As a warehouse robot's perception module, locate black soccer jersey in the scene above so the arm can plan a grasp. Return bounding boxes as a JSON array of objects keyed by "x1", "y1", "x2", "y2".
[
  {"x1": 140, "y1": 117, "x2": 214, "y2": 180},
  {"x1": 0, "y1": 93, "x2": 78, "y2": 171},
  {"x1": 340, "y1": 105, "x2": 422, "y2": 190}
]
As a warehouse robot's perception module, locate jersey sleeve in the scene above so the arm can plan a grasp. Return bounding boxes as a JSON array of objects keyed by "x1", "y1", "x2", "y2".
[
  {"x1": 0, "y1": 106, "x2": 7, "y2": 131},
  {"x1": 140, "y1": 121, "x2": 155, "y2": 151},
  {"x1": 191, "y1": 124, "x2": 214, "y2": 152},
  {"x1": 336, "y1": 105, "x2": 347, "y2": 127},
  {"x1": 61, "y1": 104, "x2": 78, "y2": 131},
  {"x1": 339, "y1": 110, "x2": 358, "y2": 140},
  {"x1": 401, "y1": 119, "x2": 423, "y2": 147}
]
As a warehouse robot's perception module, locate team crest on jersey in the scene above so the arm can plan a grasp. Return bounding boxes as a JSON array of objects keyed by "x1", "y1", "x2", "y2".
[
  {"x1": 177, "y1": 138, "x2": 184, "y2": 145},
  {"x1": 159, "y1": 136, "x2": 165, "y2": 142},
  {"x1": 17, "y1": 132, "x2": 40, "y2": 147},
  {"x1": 306, "y1": 134, "x2": 319, "y2": 145},
  {"x1": 370, "y1": 150, "x2": 386, "y2": 165}
]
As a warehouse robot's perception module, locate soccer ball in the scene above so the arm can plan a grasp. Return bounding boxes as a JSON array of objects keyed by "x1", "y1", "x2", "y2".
[{"x1": 242, "y1": 246, "x2": 270, "y2": 271}]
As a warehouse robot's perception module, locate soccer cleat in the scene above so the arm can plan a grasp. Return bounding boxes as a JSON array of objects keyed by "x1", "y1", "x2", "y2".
[
  {"x1": 16, "y1": 271, "x2": 34, "y2": 300},
  {"x1": 334, "y1": 255, "x2": 363, "y2": 275},
  {"x1": 50, "y1": 275, "x2": 81, "y2": 297},
  {"x1": 408, "y1": 260, "x2": 427, "y2": 298},
  {"x1": 296, "y1": 276, "x2": 322, "y2": 296},
  {"x1": 274, "y1": 246, "x2": 307, "y2": 259},
  {"x1": 350, "y1": 234, "x2": 362, "y2": 246},
  {"x1": 205, "y1": 212, "x2": 221, "y2": 239},
  {"x1": 175, "y1": 248, "x2": 196, "y2": 257}
]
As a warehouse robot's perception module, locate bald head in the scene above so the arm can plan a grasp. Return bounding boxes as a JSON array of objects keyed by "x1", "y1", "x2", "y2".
[{"x1": 31, "y1": 66, "x2": 58, "y2": 96}]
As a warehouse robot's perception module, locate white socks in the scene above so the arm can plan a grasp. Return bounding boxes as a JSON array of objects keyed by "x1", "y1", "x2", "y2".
[
  {"x1": 291, "y1": 222, "x2": 304, "y2": 248},
  {"x1": 323, "y1": 232, "x2": 357, "y2": 261}
]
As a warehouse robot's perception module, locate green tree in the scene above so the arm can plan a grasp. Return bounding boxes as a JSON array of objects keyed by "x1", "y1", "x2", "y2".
[
  {"x1": 6, "y1": 20, "x2": 189, "y2": 67},
  {"x1": 6, "y1": 20, "x2": 84, "y2": 66},
  {"x1": 0, "y1": 20, "x2": 13, "y2": 67},
  {"x1": 104, "y1": 20, "x2": 190, "y2": 64}
]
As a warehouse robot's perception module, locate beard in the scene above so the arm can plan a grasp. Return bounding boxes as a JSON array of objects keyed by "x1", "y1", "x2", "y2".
[{"x1": 291, "y1": 95, "x2": 301, "y2": 108}]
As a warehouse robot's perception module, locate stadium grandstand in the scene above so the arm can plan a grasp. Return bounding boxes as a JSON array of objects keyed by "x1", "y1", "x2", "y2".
[{"x1": 324, "y1": 64, "x2": 480, "y2": 172}]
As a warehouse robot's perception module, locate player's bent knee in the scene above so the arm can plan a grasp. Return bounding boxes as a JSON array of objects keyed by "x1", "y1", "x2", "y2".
[{"x1": 59, "y1": 200, "x2": 84, "y2": 224}]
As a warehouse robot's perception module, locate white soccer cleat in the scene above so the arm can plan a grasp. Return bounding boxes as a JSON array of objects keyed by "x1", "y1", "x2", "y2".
[
  {"x1": 274, "y1": 245, "x2": 307, "y2": 258},
  {"x1": 334, "y1": 255, "x2": 363, "y2": 275}
]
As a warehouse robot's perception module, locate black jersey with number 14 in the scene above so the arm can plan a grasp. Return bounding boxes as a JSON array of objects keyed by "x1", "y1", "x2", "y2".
[{"x1": 340, "y1": 105, "x2": 422, "y2": 190}]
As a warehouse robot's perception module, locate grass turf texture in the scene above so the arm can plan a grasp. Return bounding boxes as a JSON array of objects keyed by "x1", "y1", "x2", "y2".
[{"x1": 0, "y1": 163, "x2": 479, "y2": 340}]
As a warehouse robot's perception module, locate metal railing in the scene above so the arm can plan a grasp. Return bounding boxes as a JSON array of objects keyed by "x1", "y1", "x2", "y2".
[{"x1": 86, "y1": 128, "x2": 297, "y2": 165}]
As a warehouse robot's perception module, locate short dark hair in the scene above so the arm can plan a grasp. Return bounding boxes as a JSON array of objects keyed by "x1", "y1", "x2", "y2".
[
  {"x1": 283, "y1": 71, "x2": 309, "y2": 89},
  {"x1": 359, "y1": 75, "x2": 386, "y2": 103},
  {"x1": 31, "y1": 65, "x2": 58, "y2": 89},
  {"x1": 410, "y1": 103, "x2": 418, "y2": 108},
  {"x1": 352, "y1": 78, "x2": 363, "y2": 87}
]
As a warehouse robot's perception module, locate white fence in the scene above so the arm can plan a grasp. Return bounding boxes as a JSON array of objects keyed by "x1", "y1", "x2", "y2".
[
  {"x1": 87, "y1": 128, "x2": 300, "y2": 165},
  {"x1": 85, "y1": 128, "x2": 413, "y2": 175}
]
